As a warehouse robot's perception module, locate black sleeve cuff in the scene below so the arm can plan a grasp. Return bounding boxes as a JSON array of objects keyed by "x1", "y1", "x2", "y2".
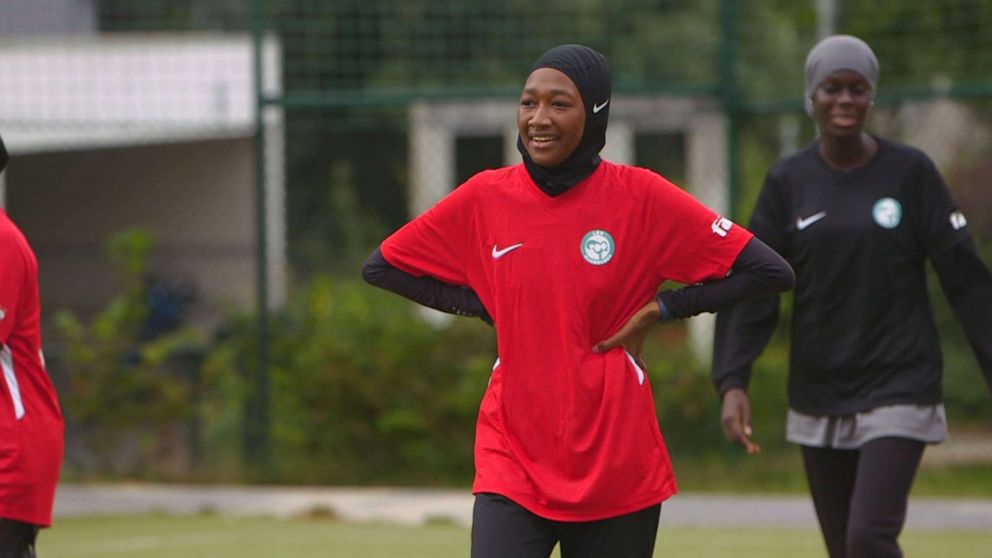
[
  {"x1": 656, "y1": 292, "x2": 676, "y2": 322},
  {"x1": 715, "y1": 374, "x2": 748, "y2": 397}
]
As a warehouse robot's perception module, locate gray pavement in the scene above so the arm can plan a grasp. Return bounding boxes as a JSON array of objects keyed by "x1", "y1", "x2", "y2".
[{"x1": 54, "y1": 484, "x2": 992, "y2": 531}]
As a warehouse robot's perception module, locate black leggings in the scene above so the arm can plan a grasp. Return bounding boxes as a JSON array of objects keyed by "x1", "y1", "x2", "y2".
[
  {"x1": 0, "y1": 518, "x2": 38, "y2": 558},
  {"x1": 801, "y1": 437, "x2": 925, "y2": 558},
  {"x1": 471, "y1": 493, "x2": 661, "y2": 558}
]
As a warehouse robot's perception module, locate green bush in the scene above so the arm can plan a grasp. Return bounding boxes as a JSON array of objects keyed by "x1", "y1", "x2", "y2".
[
  {"x1": 63, "y1": 249, "x2": 983, "y2": 485},
  {"x1": 200, "y1": 277, "x2": 796, "y2": 485},
  {"x1": 57, "y1": 230, "x2": 204, "y2": 478},
  {"x1": 194, "y1": 269, "x2": 822, "y2": 485},
  {"x1": 203, "y1": 276, "x2": 496, "y2": 485},
  {"x1": 643, "y1": 323, "x2": 792, "y2": 460}
]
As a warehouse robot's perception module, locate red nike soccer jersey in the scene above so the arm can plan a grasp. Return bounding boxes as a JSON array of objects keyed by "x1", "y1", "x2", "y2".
[
  {"x1": 381, "y1": 162, "x2": 751, "y2": 521},
  {"x1": 0, "y1": 210, "x2": 64, "y2": 526}
]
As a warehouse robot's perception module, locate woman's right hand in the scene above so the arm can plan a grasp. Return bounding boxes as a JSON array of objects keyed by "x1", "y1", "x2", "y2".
[{"x1": 721, "y1": 388, "x2": 761, "y2": 454}]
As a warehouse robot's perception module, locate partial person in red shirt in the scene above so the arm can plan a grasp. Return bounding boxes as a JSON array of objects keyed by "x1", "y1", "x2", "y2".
[
  {"x1": 363, "y1": 44, "x2": 793, "y2": 557},
  {"x1": 0, "y1": 133, "x2": 65, "y2": 558}
]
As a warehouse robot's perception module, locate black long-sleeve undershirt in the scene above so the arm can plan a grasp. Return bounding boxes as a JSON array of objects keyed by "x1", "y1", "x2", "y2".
[
  {"x1": 657, "y1": 237, "x2": 794, "y2": 321},
  {"x1": 362, "y1": 248, "x2": 493, "y2": 325},
  {"x1": 362, "y1": 236, "x2": 793, "y2": 331},
  {"x1": 931, "y1": 238, "x2": 992, "y2": 389}
]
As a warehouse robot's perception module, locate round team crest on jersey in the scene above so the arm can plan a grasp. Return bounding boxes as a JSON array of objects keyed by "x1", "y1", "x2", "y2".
[
  {"x1": 872, "y1": 197, "x2": 902, "y2": 229},
  {"x1": 581, "y1": 229, "x2": 615, "y2": 265}
]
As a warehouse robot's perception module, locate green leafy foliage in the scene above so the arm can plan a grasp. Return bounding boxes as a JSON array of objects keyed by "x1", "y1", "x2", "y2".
[
  {"x1": 56, "y1": 230, "x2": 204, "y2": 478},
  {"x1": 197, "y1": 277, "x2": 798, "y2": 485},
  {"x1": 202, "y1": 276, "x2": 495, "y2": 484},
  {"x1": 642, "y1": 323, "x2": 792, "y2": 459}
]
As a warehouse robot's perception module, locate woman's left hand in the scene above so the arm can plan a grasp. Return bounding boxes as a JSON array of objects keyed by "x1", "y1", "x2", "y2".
[{"x1": 592, "y1": 300, "x2": 661, "y2": 371}]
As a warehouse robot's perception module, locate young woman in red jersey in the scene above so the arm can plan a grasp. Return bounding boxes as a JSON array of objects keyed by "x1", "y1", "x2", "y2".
[
  {"x1": 713, "y1": 35, "x2": 992, "y2": 558},
  {"x1": 0, "y1": 134, "x2": 64, "y2": 558},
  {"x1": 364, "y1": 44, "x2": 793, "y2": 557}
]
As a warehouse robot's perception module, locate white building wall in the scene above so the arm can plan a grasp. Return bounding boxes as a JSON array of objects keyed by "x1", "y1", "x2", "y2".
[
  {"x1": 0, "y1": 33, "x2": 286, "y2": 325},
  {"x1": 7, "y1": 138, "x2": 255, "y2": 330}
]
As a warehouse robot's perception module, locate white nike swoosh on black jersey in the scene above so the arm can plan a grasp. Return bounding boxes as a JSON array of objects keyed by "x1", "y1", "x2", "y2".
[{"x1": 796, "y1": 211, "x2": 827, "y2": 231}]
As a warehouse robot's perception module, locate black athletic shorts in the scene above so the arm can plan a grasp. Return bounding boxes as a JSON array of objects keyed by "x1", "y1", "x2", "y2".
[
  {"x1": 471, "y1": 493, "x2": 661, "y2": 558},
  {"x1": 0, "y1": 518, "x2": 38, "y2": 558}
]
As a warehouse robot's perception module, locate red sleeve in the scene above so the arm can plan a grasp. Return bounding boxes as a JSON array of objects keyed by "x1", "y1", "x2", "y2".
[
  {"x1": 643, "y1": 172, "x2": 752, "y2": 285},
  {"x1": 0, "y1": 234, "x2": 26, "y2": 343},
  {"x1": 379, "y1": 177, "x2": 479, "y2": 286}
]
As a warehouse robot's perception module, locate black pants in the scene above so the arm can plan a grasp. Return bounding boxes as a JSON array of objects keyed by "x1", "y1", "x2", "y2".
[
  {"x1": 801, "y1": 437, "x2": 925, "y2": 558},
  {"x1": 471, "y1": 493, "x2": 661, "y2": 558},
  {"x1": 0, "y1": 518, "x2": 38, "y2": 558}
]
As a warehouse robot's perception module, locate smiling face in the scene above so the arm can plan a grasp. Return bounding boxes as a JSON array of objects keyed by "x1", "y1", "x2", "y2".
[
  {"x1": 812, "y1": 70, "x2": 874, "y2": 139},
  {"x1": 517, "y1": 67, "x2": 586, "y2": 168}
]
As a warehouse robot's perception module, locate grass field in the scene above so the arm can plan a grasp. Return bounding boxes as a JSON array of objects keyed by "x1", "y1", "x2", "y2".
[{"x1": 40, "y1": 514, "x2": 992, "y2": 557}]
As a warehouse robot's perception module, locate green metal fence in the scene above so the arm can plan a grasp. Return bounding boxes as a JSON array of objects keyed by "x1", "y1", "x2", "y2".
[{"x1": 2, "y1": 0, "x2": 990, "y2": 479}]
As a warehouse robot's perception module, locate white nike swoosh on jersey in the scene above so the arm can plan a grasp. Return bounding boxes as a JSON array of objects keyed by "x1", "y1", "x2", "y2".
[
  {"x1": 592, "y1": 99, "x2": 610, "y2": 114},
  {"x1": 796, "y1": 211, "x2": 827, "y2": 230},
  {"x1": 492, "y1": 243, "x2": 524, "y2": 259}
]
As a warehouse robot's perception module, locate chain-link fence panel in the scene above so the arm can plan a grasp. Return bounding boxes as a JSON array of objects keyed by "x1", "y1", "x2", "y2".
[{"x1": 2, "y1": 0, "x2": 990, "y2": 481}]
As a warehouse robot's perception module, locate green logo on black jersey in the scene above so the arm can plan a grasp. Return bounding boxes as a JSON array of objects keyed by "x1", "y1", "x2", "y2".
[
  {"x1": 581, "y1": 230, "x2": 614, "y2": 265},
  {"x1": 872, "y1": 198, "x2": 902, "y2": 229}
]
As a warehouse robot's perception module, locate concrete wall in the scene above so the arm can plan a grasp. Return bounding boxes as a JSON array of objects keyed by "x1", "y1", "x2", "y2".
[{"x1": 5, "y1": 137, "x2": 255, "y2": 330}]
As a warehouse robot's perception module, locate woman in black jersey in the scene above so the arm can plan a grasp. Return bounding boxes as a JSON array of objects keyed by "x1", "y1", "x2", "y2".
[{"x1": 712, "y1": 35, "x2": 992, "y2": 558}]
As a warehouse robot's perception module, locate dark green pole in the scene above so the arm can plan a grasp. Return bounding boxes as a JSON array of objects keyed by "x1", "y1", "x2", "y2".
[
  {"x1": 247, "y1": 0, "x2": 271, "y2": 474},
  {"x1": 719, "y1": 0, "x2": 741, "y2": 221}
]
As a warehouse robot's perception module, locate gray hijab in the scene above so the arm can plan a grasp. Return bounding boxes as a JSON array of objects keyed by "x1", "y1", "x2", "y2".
[{"x1": 804, "y1": 35, "x2": 878, "y2": 115}]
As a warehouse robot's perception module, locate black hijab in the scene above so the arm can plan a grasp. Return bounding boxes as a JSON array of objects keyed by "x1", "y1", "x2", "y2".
[{"x1": 517, "y1": 44, "x2": 612, "y2": 197}]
